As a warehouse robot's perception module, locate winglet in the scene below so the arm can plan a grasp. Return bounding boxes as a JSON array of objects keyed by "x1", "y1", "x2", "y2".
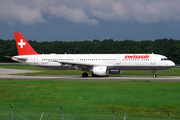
[{"x1": 14, "y1": 33, "x2": 39, "y2": 55}]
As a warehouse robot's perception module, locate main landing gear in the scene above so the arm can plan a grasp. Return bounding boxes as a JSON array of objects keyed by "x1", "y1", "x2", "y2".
[
  {"x1": 82, "y1": 72, "x2": 98, "y2": 77},
  {"x1": 92, "y1": 73, "x2": 97, "y2": 77},
  {"x1": 82, "y1": 72, "x2": 88, "y2": 77},
  {"x1": 152, "y1": 70, "x2": 157, "y2": 78}
]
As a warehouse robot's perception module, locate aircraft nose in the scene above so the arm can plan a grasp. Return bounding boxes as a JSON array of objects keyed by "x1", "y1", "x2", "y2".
[{"x1": 170, "y1": 61, "x2": 175, "y2": 67}]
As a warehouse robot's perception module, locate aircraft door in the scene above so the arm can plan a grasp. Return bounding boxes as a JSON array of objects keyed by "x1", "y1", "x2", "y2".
[
  {"x1": 76, "y1": 57, "x2": 80, "y2": 63},
  {"x1": 151, "y1": 54, "x2": 156, "y2": 65},
  {"x1": 116, "y1": 57, "x2": 121, "y2": 64},
  {"x1": 34, "y1": 56, "x2": 38, "y2": 64}
]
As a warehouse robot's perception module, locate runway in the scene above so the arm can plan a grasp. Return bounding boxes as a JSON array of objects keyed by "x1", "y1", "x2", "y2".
[{"x1": 0, "y1": 68, "x2": 180, "y2": 81}]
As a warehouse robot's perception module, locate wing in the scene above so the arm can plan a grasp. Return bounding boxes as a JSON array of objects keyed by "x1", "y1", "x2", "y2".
[{"x1": 54, "y1": 60, "x2": 113, "y2": 70}]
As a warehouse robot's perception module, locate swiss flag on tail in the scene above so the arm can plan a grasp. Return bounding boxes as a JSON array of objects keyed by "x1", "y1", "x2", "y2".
[{"x1": 14, "y1": 33, "x2": 39, "y2": 55}]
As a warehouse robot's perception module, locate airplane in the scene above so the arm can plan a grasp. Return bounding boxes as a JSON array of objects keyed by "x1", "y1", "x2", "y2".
[{"x1": 9, "y1": 32, "x2": 175, "y2": 77}]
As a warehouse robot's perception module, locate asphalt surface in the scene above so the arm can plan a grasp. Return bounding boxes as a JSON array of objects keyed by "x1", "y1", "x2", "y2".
[{"x1": 0, "y1": 68, "x2": 180, "y2": 81}]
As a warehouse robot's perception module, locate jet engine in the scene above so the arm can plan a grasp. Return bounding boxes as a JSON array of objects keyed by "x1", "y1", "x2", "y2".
[
  {"x1": 92, "y1": 66, "x2": 109, "y2": 76},
  {"x1": 109, "y1": 70, "x2": 121, "y2": 74}
]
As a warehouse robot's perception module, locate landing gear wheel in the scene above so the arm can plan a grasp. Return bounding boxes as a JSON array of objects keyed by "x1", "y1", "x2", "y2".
[
  {"x1": 92, "y1": 73, "x2": 97, "y2": 77},
  {"x1": 152, "y1": 74, "x2": 157, "y2": 78},
  {"x1": 152, "y1": 70, "x2": 157, "y2": 78},
  {"x1": 82, "y1": 73, "x2": 88, "y2": 77}
]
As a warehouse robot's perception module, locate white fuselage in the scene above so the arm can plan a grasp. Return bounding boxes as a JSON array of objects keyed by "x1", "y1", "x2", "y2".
[
  {"x1": 12, "y1": 32, "x2": 176, "y2": 77},
  {"x1": 12, "y1": 54, "x2": 175, "y2": 72}
]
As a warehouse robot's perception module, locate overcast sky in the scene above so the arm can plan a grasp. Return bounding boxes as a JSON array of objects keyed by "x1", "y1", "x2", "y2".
[{"x1": 1, "y1": 0, "x2": 180, "y2": 41}]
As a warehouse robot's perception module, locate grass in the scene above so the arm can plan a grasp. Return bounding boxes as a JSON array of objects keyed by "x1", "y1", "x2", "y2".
[
  {"x1": 0, "y1": 64, "x2": 180, "y2": 76},
  {"x1": 0, "y1": 80, "x2": 180, "y2": 119},
  {"x1": 0, "y1": 64, "x2": 180, "y2": 119}
]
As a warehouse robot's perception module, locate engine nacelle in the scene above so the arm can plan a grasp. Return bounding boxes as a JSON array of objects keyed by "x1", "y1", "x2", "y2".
[
  {"x1": 93, "y1": 66, "x2": 109, "y2": 76},
  {"x1": 109, "y1": 70, "x2": 121, "y2": 74}
]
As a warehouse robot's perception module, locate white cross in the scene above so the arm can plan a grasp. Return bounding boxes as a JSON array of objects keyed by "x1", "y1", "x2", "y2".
[{"x1": 18, "y1": 39, "x2": 26, "y2": 48}]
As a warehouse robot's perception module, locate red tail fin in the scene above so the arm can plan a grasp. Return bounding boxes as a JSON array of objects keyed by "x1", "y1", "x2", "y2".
[{"x1": 14, "y1": 33, "x2": 39, "y2": 55}]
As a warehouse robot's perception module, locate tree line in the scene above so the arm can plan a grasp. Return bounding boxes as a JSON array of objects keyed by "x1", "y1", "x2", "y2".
[{"x1": 0, "y1": 38, "x2": 180, "y2": 64}]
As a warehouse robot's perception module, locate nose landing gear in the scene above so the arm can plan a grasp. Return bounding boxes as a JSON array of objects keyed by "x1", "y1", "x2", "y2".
[{"x1": 152, "y1": 70, "x2": 157, "y2": 78}]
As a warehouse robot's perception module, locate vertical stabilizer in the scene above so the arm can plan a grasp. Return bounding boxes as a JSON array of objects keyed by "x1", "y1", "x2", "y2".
[{"x1": 14, "y1": 33, "x2": 39, "y2": 55}]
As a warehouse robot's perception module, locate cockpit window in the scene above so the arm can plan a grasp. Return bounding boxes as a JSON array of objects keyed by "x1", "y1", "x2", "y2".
[{"x1": 161, "y1": 58, "x2": 169, "y2": 61}]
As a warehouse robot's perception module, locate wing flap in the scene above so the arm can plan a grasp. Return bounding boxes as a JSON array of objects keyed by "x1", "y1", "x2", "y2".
[{"x1": 57, "y1": 61, "x2": 113, "y2": 67}]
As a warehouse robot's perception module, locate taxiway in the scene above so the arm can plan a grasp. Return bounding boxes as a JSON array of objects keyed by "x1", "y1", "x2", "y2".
[{"x1": 0, "y1": 68, "x2": 180, "y2": 81}]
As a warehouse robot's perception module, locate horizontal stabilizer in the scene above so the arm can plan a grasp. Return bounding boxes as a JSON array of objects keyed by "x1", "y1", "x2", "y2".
[
  {"x1": 5, "y1": 56, "x2": 12, "y2": 58},
  {"x1": 12, "y1": 56, "x2": 27, "y2": 62}
]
